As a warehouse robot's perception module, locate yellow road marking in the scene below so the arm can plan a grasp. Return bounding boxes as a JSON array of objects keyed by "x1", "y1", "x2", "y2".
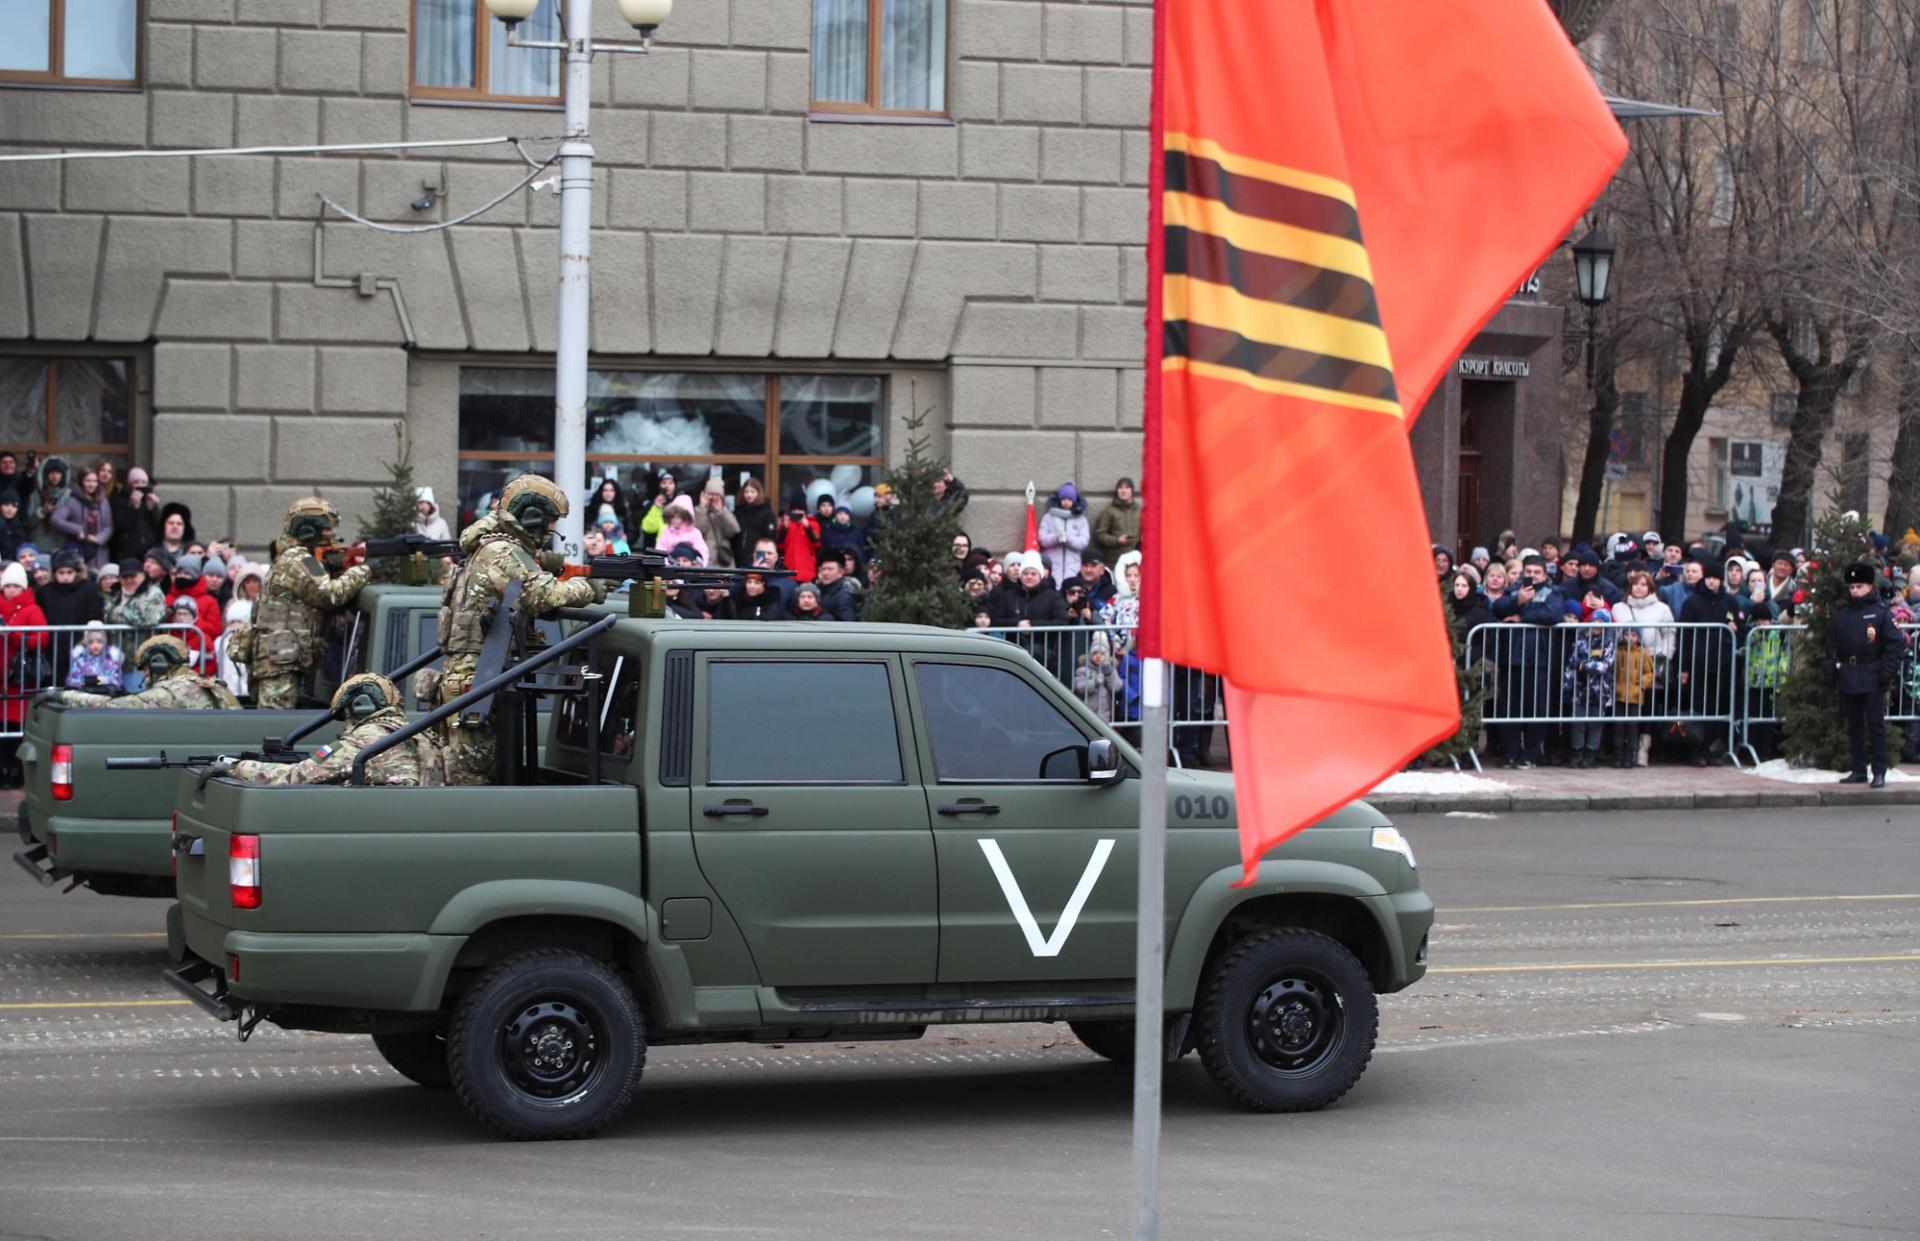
[
  {"x1": 0, "y1": 999, "x2": 190, "y2": 1011},
  {"x1": 1431, "y1": 953, "x2": 1920, "y2": 976},
  {"x1": 1445, "y1": 893, "x2": 1920, "y2": 915},
  {"x1": 0, "y1": 932, "x2": 166, "y2": 942}
]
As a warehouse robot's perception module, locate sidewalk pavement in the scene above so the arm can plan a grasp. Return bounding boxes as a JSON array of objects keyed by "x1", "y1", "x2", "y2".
[{"x1": 1366, "y1": 761, "x2": 1920, "y2": 815}]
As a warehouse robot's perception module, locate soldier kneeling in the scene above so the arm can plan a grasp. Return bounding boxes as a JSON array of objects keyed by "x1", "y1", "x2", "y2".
[
  {"x1": 220, "y1": 674, "x2": 446, "y2": 787},
  {"x1": 47, "y1": 635, "x2": 242, "y2": 710}
]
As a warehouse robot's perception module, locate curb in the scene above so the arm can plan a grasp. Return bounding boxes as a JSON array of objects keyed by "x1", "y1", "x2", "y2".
[{"x1": 1373, "y1": 786, "x2": 1920, "y2": 816}]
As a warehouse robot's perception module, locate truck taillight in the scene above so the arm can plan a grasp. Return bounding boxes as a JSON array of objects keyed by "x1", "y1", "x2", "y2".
[
  {"x1": 229, "y1": 834, "x2": 261, "y2": 910},
  {"x1": 50, "y1": 744, "x2": 72, "y2": 801}
]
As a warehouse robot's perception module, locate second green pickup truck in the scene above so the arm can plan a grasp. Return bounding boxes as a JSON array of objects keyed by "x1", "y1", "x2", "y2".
[{"x1": 167, "y1": 616, "x2": 1432, "y2": 1140}]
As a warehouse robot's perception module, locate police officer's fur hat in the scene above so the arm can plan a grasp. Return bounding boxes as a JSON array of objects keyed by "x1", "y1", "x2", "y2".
[{"x1": 1845, "y1": 562, "x2": 1877, "y2": 586}]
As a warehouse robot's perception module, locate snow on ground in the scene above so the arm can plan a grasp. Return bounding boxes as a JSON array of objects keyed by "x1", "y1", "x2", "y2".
[
  {"x1": 1443, "y1": 810, "x2": 1501, "y2": 819},
  {"x1": 1743, "y1": 758, "x2": 1918, "y2": 784},
  {"x1": 1371, "y1": 770, "x2": 1514, "y2": 795}
]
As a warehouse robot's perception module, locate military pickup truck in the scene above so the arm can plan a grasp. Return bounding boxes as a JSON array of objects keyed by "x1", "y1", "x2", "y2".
[
  {"x1": 166, "y1": 614, "x2": 1431, "y2": 1140},
  {"x1": 13, "y1": 584, "x2": 443, "y2": 896}
]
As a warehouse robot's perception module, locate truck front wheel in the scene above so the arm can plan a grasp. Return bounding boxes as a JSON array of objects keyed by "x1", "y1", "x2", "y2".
[
  {"x1": 372, "y1": 1031, "x2": 452, "y2": 1090},
  {"x1": 1196, "y1": 928, "x2": 1376, "y2": 1113},
  {"x1": 447, "y1": 950, "x2": 646, "y2": 1140}
]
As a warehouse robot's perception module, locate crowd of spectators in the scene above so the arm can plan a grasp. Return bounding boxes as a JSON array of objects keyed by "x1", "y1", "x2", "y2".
[{"x1": 1442, "y1": 527, "x2": 1920, "y2": 770}]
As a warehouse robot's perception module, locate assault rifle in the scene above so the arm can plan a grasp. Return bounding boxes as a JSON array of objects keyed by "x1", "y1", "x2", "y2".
[
  {"x1": 107, "y1": 746, "x2": 306, "y2": 790},
  {"x1": 558, "y1": 554, "x2": 793, "y2": 617},
  {"x1": 314, "y1": 533, "x2": 462, "y2": 585}
]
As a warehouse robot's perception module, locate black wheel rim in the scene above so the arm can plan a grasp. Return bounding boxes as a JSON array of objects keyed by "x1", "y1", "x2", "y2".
[
  {"x1": 1245, "y1": 970, "x2": 1344, "y2": 1075},
  {"x1": 498, "y1": 995, "x2": 606, "y2": 1106}
]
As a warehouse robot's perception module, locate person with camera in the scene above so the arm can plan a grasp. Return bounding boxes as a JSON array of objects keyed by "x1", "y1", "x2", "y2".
[
  {"x1": 1830, "y1": 562, "x2": 1907, "y2": 788},
  {"x1": 109, "y1": 467, "x2": 162, "y2": 564}
]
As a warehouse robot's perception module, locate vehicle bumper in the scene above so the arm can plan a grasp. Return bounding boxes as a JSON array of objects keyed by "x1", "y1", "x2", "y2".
[
  {"x1": 1370, "y1": 888, "x2": 1434, "y2": 992},
  {"x1": 180, "y1": 906, "x2": 465, "y2": 1012},
  {"x1": 30, "y1": 814, "x2": 172, "y2": 878}
]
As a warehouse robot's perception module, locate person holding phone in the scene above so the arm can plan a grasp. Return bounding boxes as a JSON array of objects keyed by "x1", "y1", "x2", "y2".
[{"x1": 110, "y1": 467, "x2": 162, "y2": 563}]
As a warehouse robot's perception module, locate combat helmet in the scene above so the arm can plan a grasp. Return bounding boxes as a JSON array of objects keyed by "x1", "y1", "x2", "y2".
[
  {"x1": 332, "y1": 673, "x2": 401, "y2": 723},
  {"x1": 134, "y1": 634, "x2": 192, "y2": 679},
  {"x1": 283, "y1": 496, "x2": 340, "y2": 548},
  {"x1": 499, "y1": 474, "x2": 569, "y2": 542}
]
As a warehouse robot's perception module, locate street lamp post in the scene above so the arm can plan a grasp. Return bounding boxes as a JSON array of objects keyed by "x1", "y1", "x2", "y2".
[
  {"x1": 482, "y1": 0, "x2": 671, "y2": 555},
  {"x1": 1571, "y1": 223, "x2": 1616, "y2": 390}
]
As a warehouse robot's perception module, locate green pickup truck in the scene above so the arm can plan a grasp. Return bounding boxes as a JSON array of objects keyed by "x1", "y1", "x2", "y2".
[
  {"x1": 13, "y1": 584, "x2": 443, "y2": 896},
  {"x1": 166, "y1": 615, "x2": 1432, "y2": 1140}
]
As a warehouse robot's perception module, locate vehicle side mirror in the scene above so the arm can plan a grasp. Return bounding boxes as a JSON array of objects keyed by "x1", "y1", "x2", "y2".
[{"x1": 1088, "y1": 738, "x2": 1123, "y2": 785}]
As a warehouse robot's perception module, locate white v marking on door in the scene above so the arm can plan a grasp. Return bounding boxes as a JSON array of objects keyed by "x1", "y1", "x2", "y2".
[{"x1": 977, "y1": 838, "x2": 1116, "y2": 958}]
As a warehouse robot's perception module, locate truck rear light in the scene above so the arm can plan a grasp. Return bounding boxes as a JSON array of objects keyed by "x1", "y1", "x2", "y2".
[
  {"x1": 50, "y1": 744, "x2": 72, "y2": 801},
  {"x1": 228, "y1": 954, "x2": 241, "y2": 982},
  {"x1": 229, "y1": 834, "x2": 261, "y2": 910}
]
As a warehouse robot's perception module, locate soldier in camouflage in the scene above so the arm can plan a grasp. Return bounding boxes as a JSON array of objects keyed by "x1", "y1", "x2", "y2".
[
  {"x1": 437, "y1": 474, "x2": 605, "y2": 785},
  {"x1": 222, "y1": 673, "x2": 444, "y2": 787},
  {"x1": 46, "y1": 635, "x2": 242, "y2": 710},
  {"x1": 237, "y1": 497, "x2": 370, "y2": 708}
]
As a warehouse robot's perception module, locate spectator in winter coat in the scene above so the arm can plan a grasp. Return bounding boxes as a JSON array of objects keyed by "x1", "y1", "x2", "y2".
[
  {"x1": 1038, "y1": 483, "x2": 1091, "y2": 582},
  {"x1": 231, "y1": 561, "x2": 267, "y2": 608},
  {"x1": 105, "y1": 559, "x2": 167, "y2": 629},
  {"x1": 734, "y1": 573, "x2": 788, "y2": 621},
  {"x1": 108, "y1": 467, "x2": 161, "y2": 564},
  {"x1": 0, "y1": 490, "x2": 24, "y2": 562},
  {"x1": 0, "y1": 453, "x2": 33, "y2": 516},
  {"x1": 994, "y1": 550, "x2": 1069, "y2": 680},
  {"x1": 1074, "y1": 630, "x2": 1125, "y2": 721},
  {"x1": 1659, "y1": 557, "x2": 1700, "y2": 616},
  {"x1": 731, "y1": 478, "x2": 776, "y2": 567},
  {"x1": 864, "y1": 483, "x2": 896, "y2": 544},
  {"x1": 1561, "y1": 591, "x2": 1616, "y2": 767},
  {"x1": 164, "y1": 599, "x2": 216, "y2": 672},
  {"x1": 1101, "y1": 550, "x2": 1143, "y2": 636},
  {"x1": 1490, "y1": 555, "x2": 1562, "y2": 768},
  {"x1": 585, "y1": 479, "x2": 631, "y2": 536},
  {"x1": 652, "y1": 495, "x2": 710, "y2": 565},
  {"x1": 1560, "y1": 545, "x2": 1621, "y2": 605},
  {"x1": 779, "y1": 505, "x2": 822, "y2": 582},
  {"x1": 414, "y1": 487, "x2": 453, "y2": 542},
  {"x1": 1092, "y1": 478, "x2": 1142, "y2": 563},
  {"x1": 200, "y1": 555, "x2": 233, "y2": 612},
  {"x1": 66, "y1": 621, "x2": 124, "y2": 692},
  {"x1": 37, "y1": 550, "x2": 104, "y2": 686},
  {"x1": 164, "y1": 553, "x2": 224, "y2": 652},
  {"x1": 693, "y1": 479, "x2": 741, "y2": 568},
  {"x1": 0, "y1": 562, "x2": 51, "y2": 761},
  {"x1": 1613, "y1": 626, "x2": 1657, "y2": 767},
  {"x1": 789, "y1": 581, "x2": 831, "y2": 621},
  {"x1": 931, "y1": 469, "x2": 968, "y2": 514},
  {"x1": 1448, "y1": 572, "x2": 1493, "y2": 638},
  {"x1": 157, "y1": 503, "x2": 194, "y2": 561},
  {"x1": 821, "y1": 504, "x2": 865, "y2": 568},
  {"x1": 812, "y1": 556, "x2": 861, "y2": 621},
  {"x1": 1613, "y1": 569, "x2": 1675, "y2": 666},
  {"x1": 1073, "y1": 554, "x2": 1117, "y2": 605},
  {"x1": 1676, "y1": 556, "x2": 1739, "y2": 766},
  {"x1": 29, "y1": 456, "x2": 70, "y2": 551},
  {"x1": 50, "y1": 467, "x2": 113, "y2": 569}
]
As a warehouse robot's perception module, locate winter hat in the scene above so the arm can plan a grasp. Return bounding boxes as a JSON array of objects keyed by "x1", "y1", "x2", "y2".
[
  {"x1": 1770, "y1": 548, "x2": 1796, "y2": 569},
  {"x1": 0, "y1": 488, "x2": 17, "y2": 508},
  {"x1": 16, "y1": 543, "x2": 39, "y2": 561},
  {"x1": 1570, "y1": 543, "x2": 1599, "y2": 565},
  {"x1": 416, "y1": 486, "x2": 437, "y2": 509},
  {"x1": 702, "y1": 477, "x2": 726, "y2": 497},
  {"x1": 834, "y1": 504, "x2": 852, "y2": 519},
  {"x1": 127, "y1": 468, "x2": 149, "y2": 489},
  {"x1": 83, "y1": 619, "x2": 107, "y2": 639},
  {"x1": 1002, "y1": 551, "x2": 1024, "y2": 571},
  {"x1": 1114, "y1": 549, "x2": 1143, "y2": 596},
  {"x1": 1469, "y1": 546, "x2": 1490, "y2": 565},
  {"x1": 668, "y1": 543, "x2": 702, "y2": 563},
  {"x1": 201, "y1": 556, "x2": 228, "y2": 580},
  {"x1": 1017, "y1": 550, "x2": 1045, "y2": 575},
  {"x1": 97, "y1": 562, "x2": 120, "y2": 582},
  {"x1": 666, "y1": 494, "x2": 696, "y2": 520},
  {"x1": 225, "y1": 599, "x2": 253, "y2": 626},
  {"x1": 1870, "y1": 531, "x2": 1890, "y2": 552},
  {"x1": 1089, "y1": 630, "x2": 1112, "y2": 657},
  {"x1": 52, "y1": 547, "x2": 85, "y2": 572},
  {"x1": 795, "y1": 581, "x2": 821, "y2": 603},
  {"x1": 1057, "y1": 482, "x2": 1080, "y2": 505},
  {"x1": 0, "y1": 563, "x2": 27, "y2": 590},
  {"x1": 173, "y1": 553, "x2": 203, "y2": 579},
  {"x1": 1845, "y1": 562, "x2": 1877, "y2": 585},
  {"x1": 873, "y1": 482, "x2": 894, "y2": 499}
]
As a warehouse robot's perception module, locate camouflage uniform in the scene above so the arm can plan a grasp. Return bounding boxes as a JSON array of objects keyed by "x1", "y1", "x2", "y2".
[
  {"x1": 228, "y1": 674, "x2": 445, "y2": 787},
  {"x1": 437, "y1": 483, "x2": 600, "y2": 785},
  {"x1": 240, "y1": 498, "x2": 370, "y2": 708},
  {"x1": 50, "y1": 636, "x2": 242, "y2": 710}
]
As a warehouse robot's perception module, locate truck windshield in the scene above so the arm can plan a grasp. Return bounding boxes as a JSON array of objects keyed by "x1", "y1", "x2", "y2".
[{"x1": 556, "y1": 652, "x2": 640, "y2": 760}]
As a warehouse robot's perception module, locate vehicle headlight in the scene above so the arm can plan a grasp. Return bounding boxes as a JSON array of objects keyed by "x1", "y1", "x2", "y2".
[{"x1": 1371, "y1": 826, "x2": 1416, "y2": 868}]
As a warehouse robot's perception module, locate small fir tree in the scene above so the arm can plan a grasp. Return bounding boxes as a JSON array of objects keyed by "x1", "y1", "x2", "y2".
[
  {"x1": 1420, "y1": 582, "x2": 1488, "y2": 767},
  {"x1": 1777, "y1": 505, "x2": 1903, "y2": 768},
  {"x1": 861, "y1": 397, "x2": 971, "y2": 628},
  {"x1": 356, "y1": 421, "x2": 433, "y2": 584}
]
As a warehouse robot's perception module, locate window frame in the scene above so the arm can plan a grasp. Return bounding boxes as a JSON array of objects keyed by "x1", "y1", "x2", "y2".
[
  {"x1": 454, "y1": 366, "x2": 888, "y2": 512},
  {"x1": 0, "y1": 0, "x2": 143, "y2": 91},
  {"x1": 702, "y1": 656, "x2": 908, "y2": 787},
  {"x1": 0, "y1": 352, "x2": 138, "y2": 462},
  {"x1": 909, "y1": 658, "x2": 1097, "y2": 786},
  {"x1": 809, "y1": 0, "x2": 952, "y2": 120},
  {"x1": 408, "y1": 0, "x2": 562, "y2": 108}
]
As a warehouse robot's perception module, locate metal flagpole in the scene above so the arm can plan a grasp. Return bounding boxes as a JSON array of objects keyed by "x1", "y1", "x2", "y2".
[
  {"x1": 1133, "y1": 655, "x2": 1169, "y2": 1241},
  {"x1": 551, "y1": 0, "x2": 596, "y2": 559}
]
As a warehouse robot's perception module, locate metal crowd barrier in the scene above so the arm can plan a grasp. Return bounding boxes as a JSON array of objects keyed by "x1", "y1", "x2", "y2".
[
  {"x1": 0, "y1": 622, "x2": 204, "y2": 739},
  {"x1": 1735, "y1": 622, "x2": 1920, "y2": 766},
  {"x1": 974, "y1": 623, "x2": 1227, "y2": 764}
]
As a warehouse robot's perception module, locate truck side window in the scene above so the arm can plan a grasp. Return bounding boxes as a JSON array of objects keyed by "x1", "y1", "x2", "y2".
[
  {"x1": 556, "y1": 654, "x2": 640, "y2": 760},
  {"x1": 915, "y1": 662, "x2": 1087, "y2": 782},
  {"x1": 707, "y1": 661, "x2": 903, "y2": 784}
]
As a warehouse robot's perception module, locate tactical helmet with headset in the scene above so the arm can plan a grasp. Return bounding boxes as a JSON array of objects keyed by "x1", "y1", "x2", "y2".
[
  {"x1": 283, "y1": 496, "x2": 341, "y2": 548},
  {"x1": 134, "y1": 634, "x2": 191, "y2": 679},
  {"x1": 331, "y1": 673, "x2": 401, "y2": 723},
  {"x1": 498, "y1": 474, "x2": 568, "y2": 542}
]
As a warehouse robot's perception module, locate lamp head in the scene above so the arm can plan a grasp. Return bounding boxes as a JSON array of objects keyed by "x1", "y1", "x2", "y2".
[
  {"x1": 1571, "y1": 225, "x2": 1616, "y2": 308},
  {"x1": 483, "y1": 0, "x2": 540, "y2": 27},
  {"x1": 617, "y1": 0, "x2": 672, "y2": 34}
]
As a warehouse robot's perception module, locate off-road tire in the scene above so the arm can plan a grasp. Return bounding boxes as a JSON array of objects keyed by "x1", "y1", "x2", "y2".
[
  {"x1": 1196, "y1": 928, "x2": 1376, "y2": 1113},
  {"x1": 372, "y1": 1031, "x2": 452, "y2": 1090},
  {"x1": 447, "y1": 949, "x2": 646, "y2": 1140},
  {"x1": 1069, "y1": 1019, "x2": 1136, "y2": 1063}
]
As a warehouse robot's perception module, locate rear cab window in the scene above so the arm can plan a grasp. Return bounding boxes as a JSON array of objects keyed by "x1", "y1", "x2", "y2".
[{"x1": 705, "y1": 659, "x2": 905, "y2": 785}]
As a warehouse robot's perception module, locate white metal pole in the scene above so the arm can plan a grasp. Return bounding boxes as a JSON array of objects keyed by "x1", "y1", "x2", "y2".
[
  {"x1": 552, "y1": 0, "x2": 595, "y2": 558},
  {"x1": 1133, "y1": 655, "x2": 1169, "y2": 1241}
]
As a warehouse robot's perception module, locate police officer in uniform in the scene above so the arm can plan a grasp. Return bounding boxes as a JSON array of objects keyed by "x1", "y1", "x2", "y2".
[
  {"x1": 219, "y1": 673, "x2": 444, "y2": 786},
  {"x1": 46, "y1": 634, "x2": 242, "y2": 710},
  {"x1": 1830, "y1": 562, "x2": 1906, "y2": 788},
  {"x1": 241, "y1": 497, "x2": 371, "y2": 708},
  {"x1": 437, "y1": 474, "x2": 605, "y2": 784}
]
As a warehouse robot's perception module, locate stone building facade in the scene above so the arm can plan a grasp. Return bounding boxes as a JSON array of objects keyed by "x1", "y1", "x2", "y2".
[{"x1": 0, "y1": 0, "x2": 1557, "y2": 555}]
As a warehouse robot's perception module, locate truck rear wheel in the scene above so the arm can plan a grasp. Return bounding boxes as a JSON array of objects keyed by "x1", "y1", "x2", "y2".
[
  {"x1": 1196, "y1": 929, "x2": 1376, "y2": 1113},
  {"x1": 447, "y1": 950, "x2": 646, "y2": 1141},
  {"x1": 372, "y1": 1031, "x2": 452, "y2": 1090}
]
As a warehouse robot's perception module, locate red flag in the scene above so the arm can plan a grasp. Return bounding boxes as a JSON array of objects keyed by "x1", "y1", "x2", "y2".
[
  {"x1": 1143, "y1": 0, "x2": 1626, "y2": 882},
  {"x1": 1022, "y1": 482, "x2": 1040, "y2": 553}
]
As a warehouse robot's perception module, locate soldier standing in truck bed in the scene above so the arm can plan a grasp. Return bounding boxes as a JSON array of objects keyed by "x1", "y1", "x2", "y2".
[
  {"x1": 47, "y1": 635, "x2": 240, "y2": 710},
  {"x1": 239, "y1": 497, "x2": 370, "y2": 708}
]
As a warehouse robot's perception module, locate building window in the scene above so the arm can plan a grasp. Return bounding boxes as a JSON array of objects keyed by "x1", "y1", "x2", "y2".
[
  {"x1": 412, "y1": 0, "x2": 560, "y2": 105},
  {"x1": 811, "y1": 0, "x2": 948, "y2": 116},
  {"x1": 0, "y1": 0, "x2": 140, "y2": 88},
  {"x1": 456, "y1": 369, "x2": 886, "y2": 528},
  {"x1": 0, "y1": 355, "x2": 135, "y2": 466}
]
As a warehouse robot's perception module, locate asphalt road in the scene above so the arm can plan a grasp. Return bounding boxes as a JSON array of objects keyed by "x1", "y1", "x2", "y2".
[{"x1": 2, "y1": 805, "x2": 1916, "y2": 1241}]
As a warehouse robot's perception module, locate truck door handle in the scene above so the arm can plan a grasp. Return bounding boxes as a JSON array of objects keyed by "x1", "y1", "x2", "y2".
[
  {"x1": 703, "y1": 804, "x2": 769, "y2": 818},
  {"x1": 938, "y1": 803, "x2": 1000, "y2": 816}
]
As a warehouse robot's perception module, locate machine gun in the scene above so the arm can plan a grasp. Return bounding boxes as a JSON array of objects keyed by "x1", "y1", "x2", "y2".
[
  {"x1": 313, "y1": 533, "x2": 463, "y2": 585},
  {"x1": 558, "y1": 554, "x2": 793, "y2": 617}
]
